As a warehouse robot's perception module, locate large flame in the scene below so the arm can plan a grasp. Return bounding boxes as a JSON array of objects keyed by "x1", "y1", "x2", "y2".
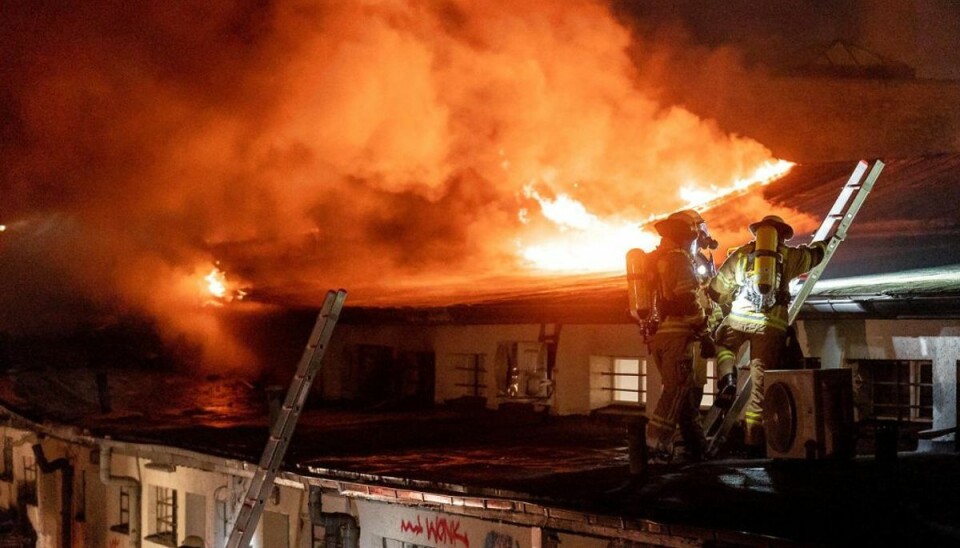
[{"x1": 519, "y1": 159, "x2": 794, "y2": 272}]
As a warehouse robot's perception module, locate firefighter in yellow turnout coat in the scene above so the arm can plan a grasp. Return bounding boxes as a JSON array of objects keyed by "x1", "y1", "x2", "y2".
[
  {"x1": 709, "y1": 215, "x2": 826, "y2": 450},
  {"x1": 646, "y1": 211, "x2": 712, "y2": 461}
]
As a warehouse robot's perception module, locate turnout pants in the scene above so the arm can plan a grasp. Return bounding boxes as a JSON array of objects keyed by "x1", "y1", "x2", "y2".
[
  {"x1": 715, "y1": 323, "x2": 786, "y2": 447},
  {"x1": 647, "y1": 332, "x2": 704, "y2": 457}
]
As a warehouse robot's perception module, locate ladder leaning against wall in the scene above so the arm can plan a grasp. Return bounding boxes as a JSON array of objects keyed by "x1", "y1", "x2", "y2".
[{"x1": 227, "y1": 289, "x2": 347, "y2": 548}]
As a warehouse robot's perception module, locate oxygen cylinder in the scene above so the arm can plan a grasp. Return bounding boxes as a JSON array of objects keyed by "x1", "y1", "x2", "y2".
[
  {"x1": 626, "y1": 248, "x2": 653, "y2": 322},
  {"x1": 753, "y1": 224, "x2": 779, "y2": 294}
]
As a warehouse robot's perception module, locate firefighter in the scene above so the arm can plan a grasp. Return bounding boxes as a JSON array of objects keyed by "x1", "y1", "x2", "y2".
[
  {"x1": 708, "y1": 215, "x2": 826, "y2": 453},
  {"x1": 645, "y1": 209, "x2": 713, "y2": 462}
]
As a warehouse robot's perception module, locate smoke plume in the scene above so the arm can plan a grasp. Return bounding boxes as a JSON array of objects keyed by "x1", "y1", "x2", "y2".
[{"x1": 1, "y1": 0, "x2": 789, "y2": 369}]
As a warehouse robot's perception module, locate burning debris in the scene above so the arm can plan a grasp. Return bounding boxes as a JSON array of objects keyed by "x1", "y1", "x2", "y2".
[{"x1": 202, "y1": 264, "x2": 248, "y2": 306}]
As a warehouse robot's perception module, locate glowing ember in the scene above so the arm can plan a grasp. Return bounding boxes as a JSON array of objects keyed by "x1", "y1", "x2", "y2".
[
  {"x1": 0, "y1": 225, "x2": 6, "y2": 232},
  {"x1": 520, "y1": 159, "x2": 794, "y2": 273}
]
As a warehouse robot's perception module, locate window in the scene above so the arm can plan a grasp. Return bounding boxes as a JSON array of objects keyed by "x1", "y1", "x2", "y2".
[
  {"x1": 451, "y1": 353, "x2": 486, "y2": 397},
  {"x1": 602, "y1": 358, "x2": 647, "y2": 404},
  {"x1": 110, "y1": 487, "x2": 130, "y2": 533},
  {"x1": 313, "y1": 515, "x2": 360, "y2": 548},
  {"x1": 18, "y1": 457, "x2": 37, "y2": 505},
  {"x1": 850, "y1": 360, "x2": 933, "y2": 424},
  {"x1": 0, "y1": 436, "x2": 12, "y2": 482},
  {"x1": 353, "y1": 344, "x2": 394, "y2": 403},
  {"x1": 145, "y1": 486, "x2": 178, "y2": 546},
  {"x1": 76, "y1": 471, "x2": 86, "y2": 522}
]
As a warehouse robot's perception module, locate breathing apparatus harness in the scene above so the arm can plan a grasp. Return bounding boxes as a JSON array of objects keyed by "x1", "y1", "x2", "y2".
[{"x1": 737, "y1": 229, "x2": 792, "y2": 314}]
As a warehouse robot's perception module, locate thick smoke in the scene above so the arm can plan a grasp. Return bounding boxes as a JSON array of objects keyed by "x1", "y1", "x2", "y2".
[{"x1": 1, "y1": 0, "x2": 788, "y2": 369}]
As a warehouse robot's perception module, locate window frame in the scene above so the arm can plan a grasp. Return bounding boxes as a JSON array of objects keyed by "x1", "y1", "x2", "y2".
[
  {"x1": 145, "y1": 486, "x2": 178, "y2": 547},
  {"x1": 451, "y1": 353, "x2": 487, "y2": 397},
  {"x1": 0, "y1": 436, "x2": 12, "y2": 482},
  {"x1": 850, "y1": 359, "x2": 933, "y2": 424},
  {"x1": 110, "y1": 486, "x2": 130, "y2": 534},
  {"x1": 18, "y1": 456, "x2": 37, "y2": 505},
  {"x1": 599, "y1": 356, "x2": 648, "y2": 405}
]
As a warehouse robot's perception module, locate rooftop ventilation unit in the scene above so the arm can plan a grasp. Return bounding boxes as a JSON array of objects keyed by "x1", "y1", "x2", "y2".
[{"x1": 763, "y1": 368, "x2": 855, "y2": 459}]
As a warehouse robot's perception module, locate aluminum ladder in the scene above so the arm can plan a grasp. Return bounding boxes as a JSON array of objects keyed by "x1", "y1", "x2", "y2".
[
  {"x1": 226, "y1": 289, "x2": 347, "y2": 548},
  {"x1": 703, "y1": 160, "x2": 884, "y2": 457}
]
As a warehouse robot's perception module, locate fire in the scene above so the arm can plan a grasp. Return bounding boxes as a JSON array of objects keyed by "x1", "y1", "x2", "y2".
[
  {"x1": 679, "y1": 159, "x2": 796, "y2": 209},
  {"x1": 205, "y1": 268, "x2": 228, "y2": 299},
  {"x1": 202, "y1": 265, "x2": 247, "y2": 305},
  {"x1": 520, "y1": 159, "x2": 794, "y2": 272}
]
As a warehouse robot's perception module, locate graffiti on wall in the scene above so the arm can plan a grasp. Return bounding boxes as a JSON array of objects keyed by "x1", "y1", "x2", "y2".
[
  {"x1": 399, "y1": 515, "x2": 470, "y2": 548},
  {"x1": 396, "y1": 515, "x2": 521, "y2": 548},
  {"x1": 357, "y1": 500, "x2": 528, "y2": 548}
]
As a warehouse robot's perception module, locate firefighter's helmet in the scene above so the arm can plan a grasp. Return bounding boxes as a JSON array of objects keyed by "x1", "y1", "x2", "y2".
[
  {"x1": 654, "y1": 210, "x2": 700, "y2": 238},
  {"x1": 749, "y1": 215, "x2": 794, "y2": 240},
  {"x1": 656, "y1": 209, "x2": 717, "y2": 250}
]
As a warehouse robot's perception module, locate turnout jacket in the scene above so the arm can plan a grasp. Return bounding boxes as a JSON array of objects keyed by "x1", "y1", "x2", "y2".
[
  {"x1": 709, "y1": 240, "x2": 826, "y2": 333},
  {"x1": 654, "y1": 241, "x2": 707, "y2": 336}
]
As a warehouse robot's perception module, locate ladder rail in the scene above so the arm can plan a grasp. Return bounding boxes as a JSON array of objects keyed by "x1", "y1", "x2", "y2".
[
  {"x1": 812, "y1": 160, "x2": 868, "y2": 242},
  {"x1": 226, "y1": 289, "x2": 347, "y2": 548},
  {"x1": 789, "y1": 160, "x2": 884, "y2": 324}
]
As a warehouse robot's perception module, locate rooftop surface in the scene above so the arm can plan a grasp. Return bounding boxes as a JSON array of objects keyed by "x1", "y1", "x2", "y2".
[{"x1": 2, "y1": 367, "x2": 958, "y2": 546}]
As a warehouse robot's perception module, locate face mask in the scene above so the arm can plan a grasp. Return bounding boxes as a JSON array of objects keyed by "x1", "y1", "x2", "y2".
[{"x1": 697, "y1": 223, "x2": 718, "y2": 250}]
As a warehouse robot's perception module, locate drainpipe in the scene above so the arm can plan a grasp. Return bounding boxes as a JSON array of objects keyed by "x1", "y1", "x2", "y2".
[
  {"x1": 308, "y1": 486, "x2": 359, "y2": 548},
  {"x1": 99, "y1": 446, "x2": 141, "y2": 548},
  {"x1": 32, "y1": 442, "x2": 73, "y2": 548}
]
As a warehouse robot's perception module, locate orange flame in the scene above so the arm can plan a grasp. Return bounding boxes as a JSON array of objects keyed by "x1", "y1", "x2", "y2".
[
  {"x1": 519, "y1": 159, "x2": 794, "y2": 272},
  {"x1": 202, "y1": 265, "x2": 247, "y2": 306}
]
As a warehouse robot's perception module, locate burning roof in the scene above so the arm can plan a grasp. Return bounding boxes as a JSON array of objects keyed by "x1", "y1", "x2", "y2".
[{"x1": 1, "y1": 1, "x2": 812, "y2": 366}]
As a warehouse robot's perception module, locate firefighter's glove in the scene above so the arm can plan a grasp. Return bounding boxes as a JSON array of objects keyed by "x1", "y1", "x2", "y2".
[
  {"x1": 715, "y1": 372, "x2": 737, "y2": 410},
  {"x1": 699, "y1": 334, "x2": 716, "y2": 359}
]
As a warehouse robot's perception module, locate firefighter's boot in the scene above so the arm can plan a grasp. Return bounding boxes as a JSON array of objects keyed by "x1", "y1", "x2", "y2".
[{"x1": 715, "y1": 372, "x2": 737, "y2": 410}]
